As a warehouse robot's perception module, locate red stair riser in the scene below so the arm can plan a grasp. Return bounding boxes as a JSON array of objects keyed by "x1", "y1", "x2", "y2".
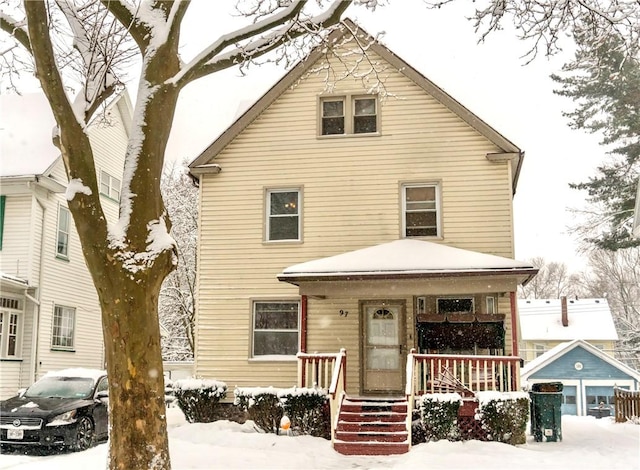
[
  {"x1": 333, "y1": 443, "x2": 409, "y2": 456},
  {"x1": 337, "y1": 422, "x2": 406, "y2": 433},
  {"x1": 335, "y1": 432, "x2": 408, "y2": 443}
]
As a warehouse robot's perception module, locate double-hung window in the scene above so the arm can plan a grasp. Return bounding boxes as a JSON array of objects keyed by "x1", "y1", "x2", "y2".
[
  {"x1": 266, "y1": 189, "x2": 300, "y2": 242},
  {"x1": 0, "y1": 297, "x2": 22, "y2": 358},
  {"x1": 100, "y1": 171, "x2": 121, "y2": 200},
  {"x1": 402, "y1": 183, "x2": 441, "y2": 237},
  {"x1": 320, "y1": 95, "x2": 378, "y2": 136},
  {"x1": 57, "y1": 206, "x2": 70, "y2": 258},
  {"x1": 252, "y1": 301, "x2": 299, "y2": 357},
  {"x1": 52, "y1": 305, "x2": 75, "y2": 350}
]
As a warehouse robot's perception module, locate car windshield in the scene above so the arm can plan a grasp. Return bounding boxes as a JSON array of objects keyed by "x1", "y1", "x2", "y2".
[{"x1": 24, "y1": 376, "x2": 95, "y2": 399}]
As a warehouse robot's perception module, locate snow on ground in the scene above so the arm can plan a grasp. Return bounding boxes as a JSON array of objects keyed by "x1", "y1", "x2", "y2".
[{"x1": 1, "y1": 407, "x2": 638, "y2": 470}]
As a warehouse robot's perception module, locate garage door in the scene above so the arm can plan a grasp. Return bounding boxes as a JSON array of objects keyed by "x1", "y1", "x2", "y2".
[
  {"x1": 585, "y1": 386, "x2": 615, "y2": 413},
  {"x1": 561, "y1": 385, "x2": 577, "y2": 415}
]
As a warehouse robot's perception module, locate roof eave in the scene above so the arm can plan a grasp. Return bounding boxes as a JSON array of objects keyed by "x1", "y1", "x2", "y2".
[{"x1": 278, "y1": 267, "x2": 538, "y2": 286}]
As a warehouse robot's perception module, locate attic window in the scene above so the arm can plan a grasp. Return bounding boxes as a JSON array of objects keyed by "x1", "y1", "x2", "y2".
[{"x1": 319, "y1": 95, "x2": 378, "y2": 136}]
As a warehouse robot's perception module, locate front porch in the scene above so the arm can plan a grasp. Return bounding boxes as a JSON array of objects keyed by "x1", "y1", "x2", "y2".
[{"x1": 297, "y1": 349, "x2": 522, "y2": 455}]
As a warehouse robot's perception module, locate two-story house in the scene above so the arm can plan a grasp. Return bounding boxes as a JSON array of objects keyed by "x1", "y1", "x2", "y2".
[
  {"x1": 189, "y1": 20, "x2": 536, "y2": 453},
  {"x1": 0, "y1": 91, "x2": 132, "y2": 398}
]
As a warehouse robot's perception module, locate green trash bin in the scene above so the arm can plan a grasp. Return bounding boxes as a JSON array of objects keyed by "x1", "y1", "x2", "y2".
[{"x1": 530, "y1": 382, "x2": 563, "y2": 442}]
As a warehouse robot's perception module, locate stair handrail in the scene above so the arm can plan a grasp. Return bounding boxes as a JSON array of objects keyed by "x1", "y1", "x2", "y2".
[
  {"x1": 405, "y1": 348, "x2": 417, "y2": 451},
  {"x1": 328, "y1": 348, "x2": 347, "y2": 443}
]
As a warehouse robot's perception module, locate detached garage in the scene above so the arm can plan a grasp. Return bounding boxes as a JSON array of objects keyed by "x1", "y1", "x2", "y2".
[{"x1": 521, "y1": 339, "x2": 640, "y2": 416}]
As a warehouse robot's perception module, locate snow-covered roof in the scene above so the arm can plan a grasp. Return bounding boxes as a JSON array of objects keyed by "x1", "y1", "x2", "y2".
[
  {"x1": 0, "y1": 93, "x2": 60, "y2": 177},
  {"x1": 518, "y1": 298, "x2": 618, "y2": 341},
  {"x1": 521, "y1": 339, "x2": 640, "y2": 382},
  {"x1": 278, "y1": 239, "x2": 536, "y2": 283}
]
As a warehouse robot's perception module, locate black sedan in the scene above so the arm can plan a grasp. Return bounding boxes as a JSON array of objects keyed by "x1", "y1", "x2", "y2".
[{"x1": 0, "y1": 369, "x2": 108, "y2": 452}]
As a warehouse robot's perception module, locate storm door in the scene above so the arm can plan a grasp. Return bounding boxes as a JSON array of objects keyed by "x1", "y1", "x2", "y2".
[{"x1": 362, "y1": 302, "x2": 405, "y2": 394}]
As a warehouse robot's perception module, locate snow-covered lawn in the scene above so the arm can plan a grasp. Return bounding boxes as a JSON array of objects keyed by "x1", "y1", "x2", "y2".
[{"x1": 2, "y1": 407, "x2": 638, "y2": 469}]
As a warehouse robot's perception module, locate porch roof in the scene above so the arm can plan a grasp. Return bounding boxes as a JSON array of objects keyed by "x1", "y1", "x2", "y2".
[{"x1": 277, "y1": 239, "x2": 537, "y2": 285}]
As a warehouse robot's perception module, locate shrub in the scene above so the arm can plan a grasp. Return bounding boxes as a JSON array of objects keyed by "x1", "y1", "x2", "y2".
[
  {"x1": 279, "y1": 387, "x2": 330, "y2": 439},
  {"x1": 235, "y1": 387, "x2": 283, "y2": 434},
  {"x1": 476, "y1": 391, "x2": 529, "y2": 445},
  {"x1": 173, "y1": 378, "x2": 227, "y2": 423},
  {"x1": 420, "y1": 393, "x2": 462, "y2": 441}
]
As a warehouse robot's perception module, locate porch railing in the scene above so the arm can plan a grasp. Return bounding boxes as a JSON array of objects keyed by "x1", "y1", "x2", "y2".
[
  {"x1": 297, "y1": 349, "x2": 347, "y2": 442},
  {"x1": 407, "y1": 350, "x2": 522, "y2": 395}
]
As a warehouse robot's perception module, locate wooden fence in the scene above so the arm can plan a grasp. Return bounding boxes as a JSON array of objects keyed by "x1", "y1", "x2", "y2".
[{"x1": 614, "y1": 387, "x2": 640, "y2": 423}]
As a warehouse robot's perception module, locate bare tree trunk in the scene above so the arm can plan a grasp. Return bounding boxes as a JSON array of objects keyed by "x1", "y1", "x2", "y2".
[{"x1": 99, "y1": 274, "x2": 169, "y2": 469}]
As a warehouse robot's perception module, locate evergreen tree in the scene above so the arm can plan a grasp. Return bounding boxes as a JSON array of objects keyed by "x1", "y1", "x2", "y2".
[{"x1": 552, "y1": 32, "x2": 640, "y2": 250}]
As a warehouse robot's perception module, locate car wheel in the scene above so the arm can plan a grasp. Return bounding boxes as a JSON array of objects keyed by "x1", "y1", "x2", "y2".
[{"x1": 73, "y1": 416, "x2": 95, "y2": 451}]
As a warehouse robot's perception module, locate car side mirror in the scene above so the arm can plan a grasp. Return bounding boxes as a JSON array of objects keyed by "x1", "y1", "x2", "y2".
[{"x1": 96, "y1": 390, "x2": 109, "y2": 399}]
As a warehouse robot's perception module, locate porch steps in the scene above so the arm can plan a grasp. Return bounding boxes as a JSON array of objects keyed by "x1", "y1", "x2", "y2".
[{"x1": 334, "y1": 396, "x2": 409, "y2": 456}]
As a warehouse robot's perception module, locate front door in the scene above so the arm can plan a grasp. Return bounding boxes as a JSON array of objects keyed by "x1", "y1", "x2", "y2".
[{"x1": 362, "y1": 301, "x2": 405, "y2": 394}]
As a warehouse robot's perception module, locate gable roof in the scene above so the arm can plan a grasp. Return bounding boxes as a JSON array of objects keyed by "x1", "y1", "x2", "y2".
[
  {"x1": 521, "y1": 339, "x2": 640, "y2": 382},
  {"x1": 1, "y1": 90, "x2": 133, "y2": 178},
  {"x1": 189, "y1": 18, "x2": 524, "y2": 193},
  {"x1": 277, "y1": 239, "x2": 537, "y2": 285},
  {"x1": 518, "y1": 298, "x2": 618, "y2": 342}
]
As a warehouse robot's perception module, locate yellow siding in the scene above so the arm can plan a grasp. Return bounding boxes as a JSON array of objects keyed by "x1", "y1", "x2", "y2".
[{"x1": 195, "y1": 44, "x2": 518, "y2": 390}]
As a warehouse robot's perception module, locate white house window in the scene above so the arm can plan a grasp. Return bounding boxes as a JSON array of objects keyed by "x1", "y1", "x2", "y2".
[
  {"x1": 320, "y1": 95, "x2": 378, "y2": 136},
  {"x1": 57, "y1": 206, "x2": 70, "y2": 258},
  {"x1": 0, "y1": 297, "x2": 22, "y2": 358},
  {"x1": 252, "y1": 301, "x2": 299, "y2": 357},
  {"x1": 52, "y1": 305, "x2": 75, "y2": 350},
  {"x1": 402, "y1": 183, "x2": 441, "y2": 237},
  {"x1": 486, "y1": 296, "x2": 497, "y2": 314},
  {"x1": 100, "y1": 170, "x2": 121, "y2": 200},
  {"x1": 534, "y1": 343, "x2": 547, "y2": 358},
  {"x1": 353, "y1": 97, "x2": 377, "y2": 133},
  {"x1": 266, "y1": 189, "x2": 300, "y2": 241}
]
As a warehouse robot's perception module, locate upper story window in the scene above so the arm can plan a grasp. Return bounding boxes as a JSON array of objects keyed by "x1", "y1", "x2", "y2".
[
  {"x1": 252, "y1": 301, "x2": 299, "y2": 358},
  {"x1": 320, "y1": 95, "x2": 378, "y2": 136},
  {"x1": 100, "y1": 170, "x2": 121, "y2": 201},
  {"x1": 266, "y1": 189, "x2": 300, "y2": 242},
  {"x1": 0, "y1": 298, "x2": 22, "y2": 358},
  {"x1": 52, "y1": 305, "x2": 75, "y2": 350},
  {"x1": 57, "y1": 206, "x2": 70, "y2": 258},
  {"x1": 402, "y1": 183, "x2": 441, "y2": 238}
]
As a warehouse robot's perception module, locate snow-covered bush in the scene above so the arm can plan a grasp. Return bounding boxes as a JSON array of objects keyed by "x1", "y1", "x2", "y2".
[
  {"x1": 476, "y1": 392, "x2": 529, "y2": 445},
  {"x1": 279, "y1": 387, "x2": 330, "y2": 439},
  {"x1": 234, "y1": 387, "x2": 284, "y2": 434},
  {"x1": 173, "y1": 378, "x2": 227, "y2": 423},
  {"x1": 420, "y1": 393, "x2": 463, "y2": 441}
]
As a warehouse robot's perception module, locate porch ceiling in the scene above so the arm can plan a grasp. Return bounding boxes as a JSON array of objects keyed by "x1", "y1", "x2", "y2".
[{"x1": 277, "y1": 239, "x2": 537, "y2": 288}]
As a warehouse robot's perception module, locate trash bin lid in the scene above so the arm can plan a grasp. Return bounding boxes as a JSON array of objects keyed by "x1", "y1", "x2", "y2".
[{"x1": 531, "y1": 382, "x2": 563, "y2": 393}]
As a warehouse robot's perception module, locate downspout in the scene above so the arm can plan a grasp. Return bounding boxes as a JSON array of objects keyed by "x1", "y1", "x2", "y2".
[{"x1": 29, "y1": 197, "x2": 46, "y2": 383}]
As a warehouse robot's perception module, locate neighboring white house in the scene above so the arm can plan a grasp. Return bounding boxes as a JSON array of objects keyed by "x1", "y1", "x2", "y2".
[
  {"x1": 518, "y1": 297, "x2": 619, "y2": 364},
  {"x1": 0, "y1": 91, "x2": 132, "y2": 398},
  {"x1": 633, "y1": 177, "x2": 640, "y2": 238}
]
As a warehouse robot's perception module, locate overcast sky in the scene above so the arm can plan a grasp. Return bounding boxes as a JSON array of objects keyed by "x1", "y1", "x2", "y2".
[{"x1": 161, "y1": 1, "x2": 606, "y2": 270}]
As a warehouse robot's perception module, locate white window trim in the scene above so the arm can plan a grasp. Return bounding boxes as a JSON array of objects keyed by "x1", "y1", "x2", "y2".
[
  {"x1": 265, "y1": 188, "x2": 302, "y2": 243},
  {"x1": 52, "y1": 305, "x2": 76, "y2": 351},
  {"x1": 100, "y1": 170, "x2": 121, "y2": 201},
  {"x1": 486, "y1": 296, "x2": 496, "y2": 314},
  {"x1": 56, "y1": 205, "x2": 70, "y2": 259},
  {"x1": 318, "y1": 94, "x2": 380, "y2": 137},
  {"x1": 250, "y1": 300, "x2": 300, "y2": 359},
  {"x1": 401, "y1": 182, "x2": 442, "y2": 239},
  {"x1": 0, "y1": 298, "x2": 23, "y2": 359}
]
